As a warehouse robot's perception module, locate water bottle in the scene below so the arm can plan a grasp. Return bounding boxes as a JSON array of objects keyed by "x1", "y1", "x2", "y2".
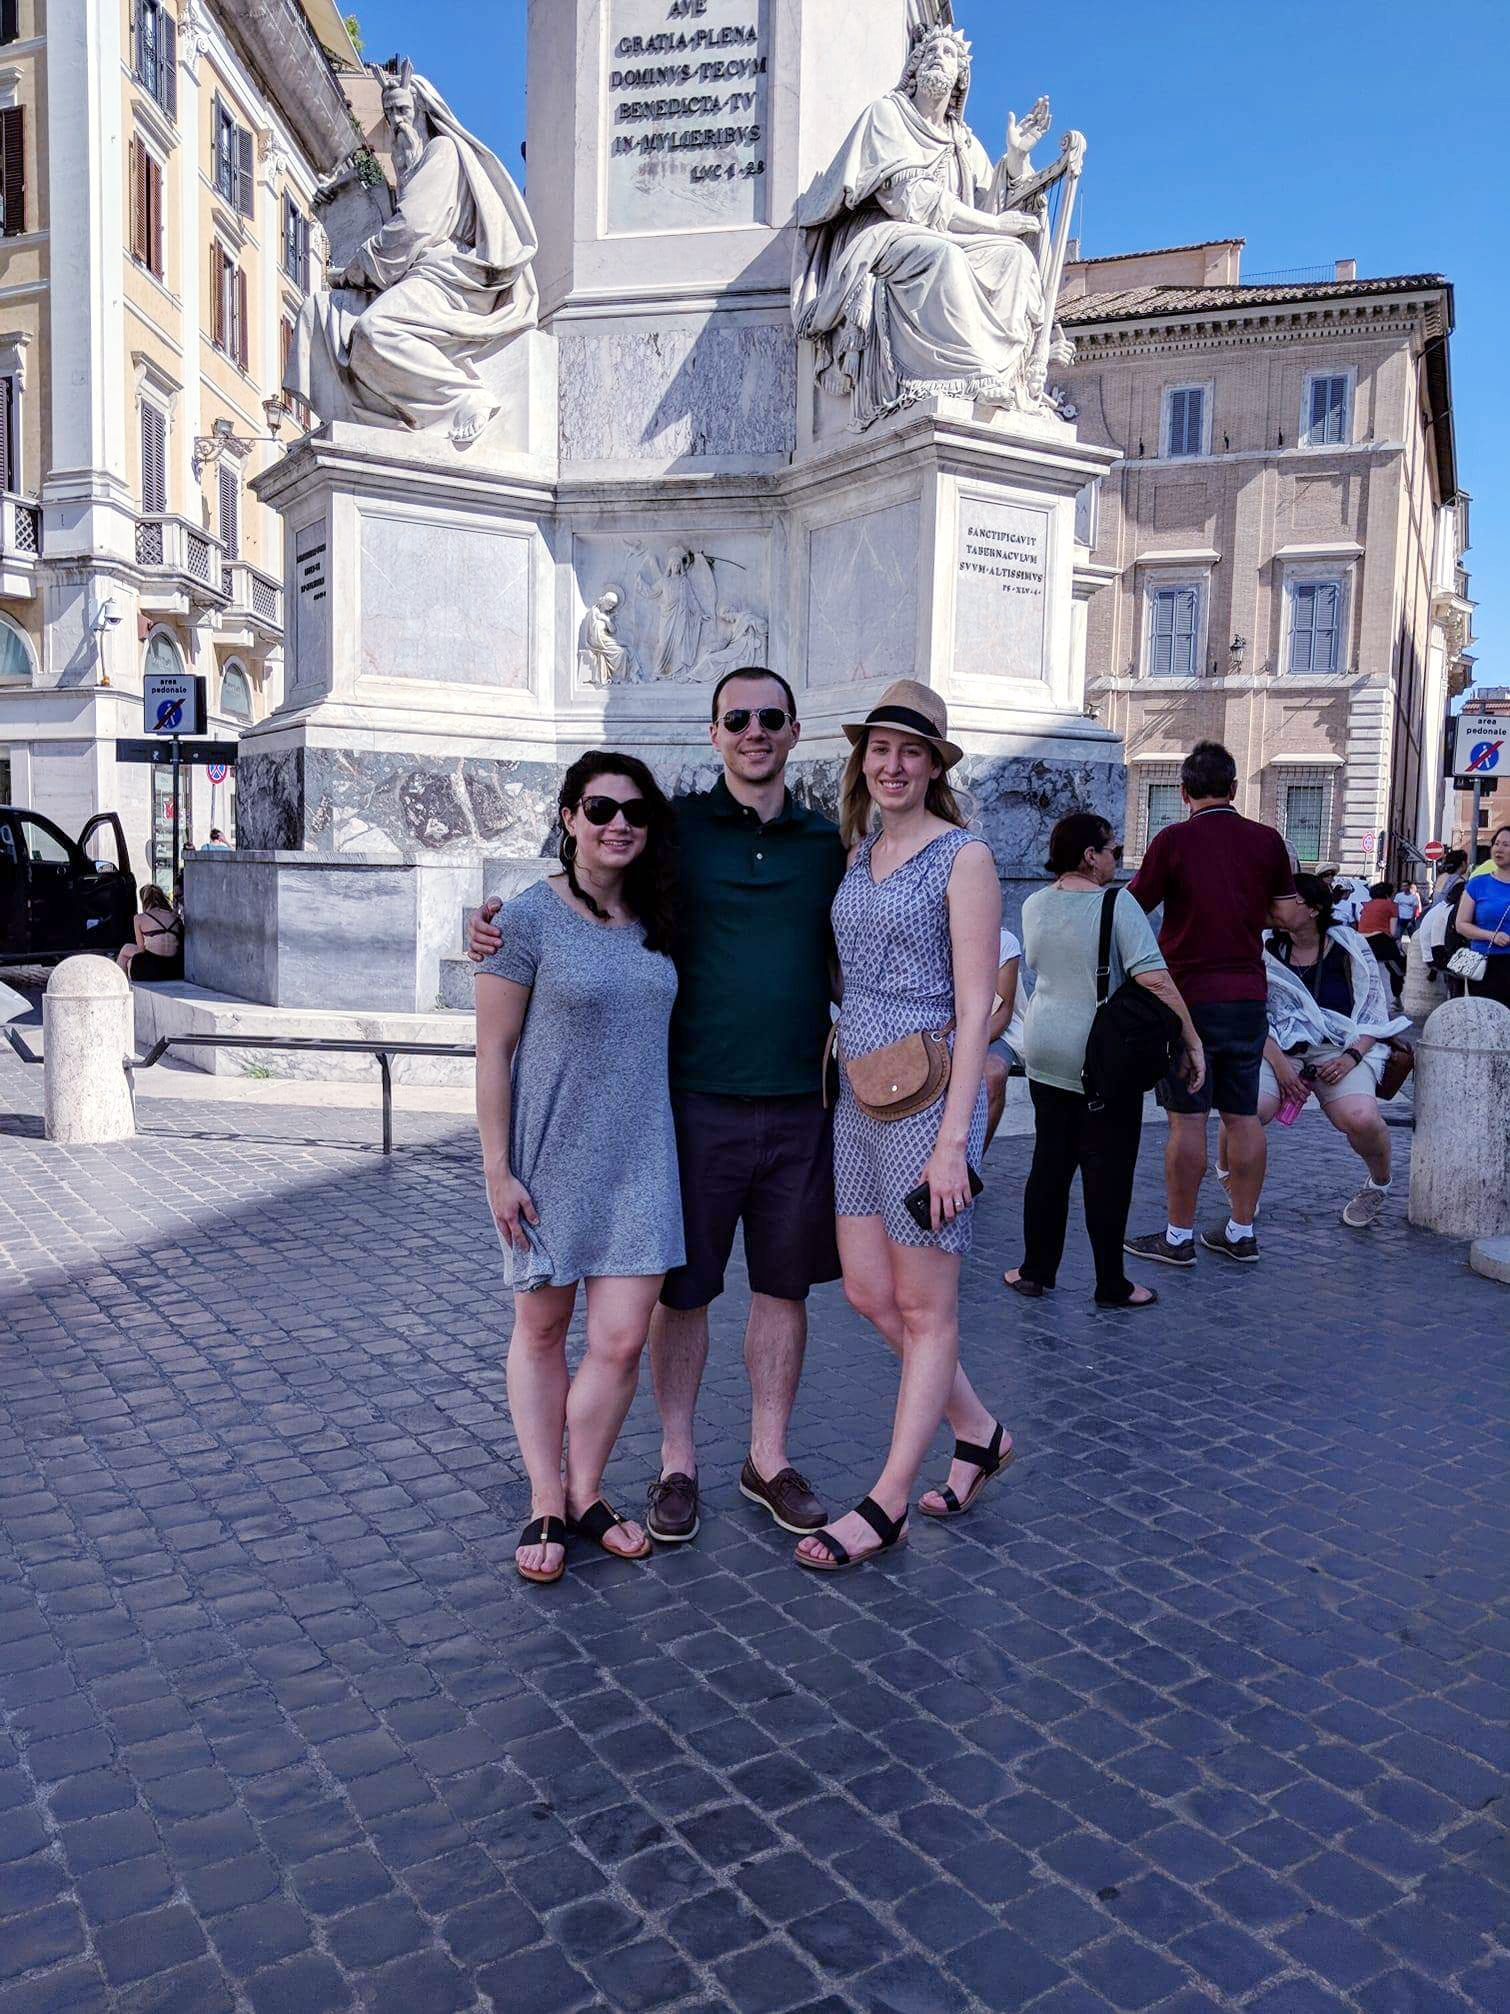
[{"x1": 1275, "y1": 1062, "x2": 1317, "y2": 1127}]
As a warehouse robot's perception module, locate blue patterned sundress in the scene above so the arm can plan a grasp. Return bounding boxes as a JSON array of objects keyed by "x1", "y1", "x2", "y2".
[{"x1": 831, "y1": 825, "x2": 990, "y2": 1253}]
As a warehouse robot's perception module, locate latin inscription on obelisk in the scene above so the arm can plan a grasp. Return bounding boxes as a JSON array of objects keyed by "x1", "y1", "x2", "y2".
[{"x1": 605, "y1": 0, "x2": 769, "y2": 234}]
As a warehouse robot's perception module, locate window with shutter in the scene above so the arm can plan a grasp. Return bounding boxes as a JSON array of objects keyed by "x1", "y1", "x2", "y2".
[
  {"x1": 0, "y1": 375, "x2": 15, "y2": 493},
  {"x1": 234, "y1": 264, "x2": 248, "y2": 369},
  {"x1": 129, "y1": 137, "x2": 145, "y2": 263},
  {"x1": 218, "y1": 467, "x2": 239, "y2": 560},
  {"x1": 1149, "y1": 585, "x2": 1200, "y2": 677},
  {"x1": 1164, "y1": 385, "x2": 1205, "y2": 458},
  {"x1": 213, "y1": 98, "x2": 233, "y2": 203},
  {"x1": 283, "y1": 198, "x2": 309, "y2": 289},
  {"x1": 134, "y1": 2, "x2": 177, "y2": 118},
  {"x1": 1303, "y1": 372, "x2": 1349, "y2": 447},
  {"x1": 139, "y1": 402, "x2": 167, "y2": 514},
  {"x1": 1288, "y1": 580, "x2": 1342, "y2": 674},
  {"x1": 146, "y1": 152, "x2": 164, "y2": 277},
  {"x1": 236, "y1": 126, "x2": 255, "y2": 218},
  {"x1": 210, "y1": 241, "x2": 225, "y2": 350},
  {"x1": 1, "y1": 106, "x2": 24, "y2": 237}
]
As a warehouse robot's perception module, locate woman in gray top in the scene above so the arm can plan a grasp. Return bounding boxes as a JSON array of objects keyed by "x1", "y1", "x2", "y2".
[
  {"x1": 1009, "y1": 813, "x2": 1201, "y2": 1310},
  {"x1": 476, "y1": 753, "x2": 683, "y2": 1586}
]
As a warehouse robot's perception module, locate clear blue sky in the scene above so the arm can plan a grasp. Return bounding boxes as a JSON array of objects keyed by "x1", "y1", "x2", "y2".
[{"x1": 345, "y1": 0, "x2": 1503, "y2": 681}]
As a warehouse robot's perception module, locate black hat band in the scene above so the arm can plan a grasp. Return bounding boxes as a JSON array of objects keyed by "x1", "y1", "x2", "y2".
[{"x1": 863, "y1": 703, "x2": 947, "y2": 739}]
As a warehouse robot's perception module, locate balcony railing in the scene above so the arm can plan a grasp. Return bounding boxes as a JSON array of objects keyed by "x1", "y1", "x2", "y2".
[
  {"x1": 1, "y1": 492, "x2": 41, "y2": 556},
  {"x1": 220, "y1": 558, "x2": 283, "y2": 630},
  {"x1": 135, "y1": 514, "x2": 228, "y2": 600}
]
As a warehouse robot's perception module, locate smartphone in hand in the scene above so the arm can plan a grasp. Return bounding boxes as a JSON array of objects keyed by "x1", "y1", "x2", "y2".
[{"x1": 902, "y1": 1166, "x2": 984, "y2": 1234}]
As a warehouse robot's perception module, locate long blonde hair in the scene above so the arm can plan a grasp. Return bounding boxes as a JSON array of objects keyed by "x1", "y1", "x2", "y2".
[{"x1": 838, "y1": 731, "x2": 967, "y2": 850}]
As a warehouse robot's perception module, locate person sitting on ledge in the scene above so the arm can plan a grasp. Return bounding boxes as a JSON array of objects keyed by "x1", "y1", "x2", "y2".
[{"x1": 117, "y1": 885, "x2": 183, "y2": 983}]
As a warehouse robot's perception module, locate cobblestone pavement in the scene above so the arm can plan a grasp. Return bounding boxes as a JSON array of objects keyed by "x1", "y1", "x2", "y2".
[{"x1": 0, "y1": 1046, "x2": 1505, "y2": 2014}]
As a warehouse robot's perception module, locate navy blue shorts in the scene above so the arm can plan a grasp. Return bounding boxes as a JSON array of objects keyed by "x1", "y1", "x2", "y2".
[
  {"x1": 1157, "y1": 999, "x2": 1268, "y2": 1118},
  {"x1": 660, "y1": 1092, "x2": 842, "y2": 1310}
]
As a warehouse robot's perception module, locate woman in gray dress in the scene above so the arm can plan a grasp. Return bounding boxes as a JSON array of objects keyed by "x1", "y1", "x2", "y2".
[
  {"x1": 476, "y1": 753, "x2": 683, "y2": 1585},
  {"x1": 796, "y1": 682, "x2": 1010, "y2": 1572}
]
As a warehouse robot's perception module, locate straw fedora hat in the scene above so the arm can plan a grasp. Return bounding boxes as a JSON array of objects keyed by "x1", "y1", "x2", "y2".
[{"x1": 841, "y1": 679, "x2": 963, "y2": 771}]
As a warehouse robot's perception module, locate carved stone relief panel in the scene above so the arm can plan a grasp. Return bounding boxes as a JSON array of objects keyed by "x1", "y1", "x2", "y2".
[{"x1": 572, "y1": 528, "x2": 770, "y2": 687}]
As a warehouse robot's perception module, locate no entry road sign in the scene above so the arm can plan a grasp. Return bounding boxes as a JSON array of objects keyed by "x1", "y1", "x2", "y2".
[{"x1": 1424, "y1": 839, "x2": 1445, "y2": 862}]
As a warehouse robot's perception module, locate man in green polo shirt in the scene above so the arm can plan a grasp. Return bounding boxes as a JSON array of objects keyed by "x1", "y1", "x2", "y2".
[{"x1": 470, "y1": 668, "x2": 846, "y2": 1544}]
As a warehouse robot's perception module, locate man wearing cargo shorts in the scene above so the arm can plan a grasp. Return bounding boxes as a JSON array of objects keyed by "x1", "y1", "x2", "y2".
[{"x1": 469, "y1": 668, "x2": 846, "y2": 1542}]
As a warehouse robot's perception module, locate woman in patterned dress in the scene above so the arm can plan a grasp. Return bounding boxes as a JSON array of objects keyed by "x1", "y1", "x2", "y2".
[{"x1": 796, "y1": 682, "x2": 1011, "y2": 1571}]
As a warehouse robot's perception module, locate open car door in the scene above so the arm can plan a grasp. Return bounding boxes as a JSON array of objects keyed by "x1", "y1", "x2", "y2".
[{"x1": 74, "y1": 813, "x2": 136, "y2": 953}]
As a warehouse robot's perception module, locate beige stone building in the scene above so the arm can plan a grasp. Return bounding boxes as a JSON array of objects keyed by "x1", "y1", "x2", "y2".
[
  {"x1": 0, "y1": 0, "x2": 359, "y2": 882},
  {"x1": 1056, "y1": 240, "x2": 1475, "y2": 880}
]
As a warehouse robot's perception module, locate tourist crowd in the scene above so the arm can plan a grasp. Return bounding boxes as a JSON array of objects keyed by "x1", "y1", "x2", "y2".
[{"x1": 466, "y1": 671, "x2": 1509, "y2": 1585}]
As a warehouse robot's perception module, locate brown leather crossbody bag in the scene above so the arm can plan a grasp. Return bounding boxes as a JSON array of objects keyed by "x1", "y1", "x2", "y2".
[{"x1": 823, "y1": 1021, "x2": 954, "y2": 1123}]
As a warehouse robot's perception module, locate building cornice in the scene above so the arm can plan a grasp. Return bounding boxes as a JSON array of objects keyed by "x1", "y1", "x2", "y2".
[{"x1": 1067, "y1": 295, "x2": 1442, "y2": 360}]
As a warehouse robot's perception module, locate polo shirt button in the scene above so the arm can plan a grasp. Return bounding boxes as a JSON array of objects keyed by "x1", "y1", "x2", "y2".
[{"x1": 755, "y1": 851, "x2": 763, "y2": 861}]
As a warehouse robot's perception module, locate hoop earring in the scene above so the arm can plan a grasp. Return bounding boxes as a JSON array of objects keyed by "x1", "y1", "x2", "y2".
[{"x1": 560, "y1": 831, "x2": 577, "y2": 864}]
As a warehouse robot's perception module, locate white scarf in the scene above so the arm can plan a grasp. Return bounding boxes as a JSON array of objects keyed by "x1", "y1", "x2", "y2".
[{"x1": 1262, "y1": 925, "x2": 1411, "y2": 1052}]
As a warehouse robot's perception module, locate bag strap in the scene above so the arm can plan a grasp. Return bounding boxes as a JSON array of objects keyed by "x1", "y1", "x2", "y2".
[{"x1": 1094, "y1": 886, "x2": 1118, "y2": 1007}]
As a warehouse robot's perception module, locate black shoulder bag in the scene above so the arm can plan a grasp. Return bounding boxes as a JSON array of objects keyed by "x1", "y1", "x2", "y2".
[{"x1": 1082, "y1": 887, "x2": 1184, "y2": 1110}]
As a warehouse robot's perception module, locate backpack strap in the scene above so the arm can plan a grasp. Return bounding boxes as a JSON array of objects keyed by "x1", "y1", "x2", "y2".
[{"x1": 1095, "y1": 886, "x2": 1118, "y2": 1007}]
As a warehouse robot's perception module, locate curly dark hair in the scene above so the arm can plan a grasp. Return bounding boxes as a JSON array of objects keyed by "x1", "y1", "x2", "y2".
[{"x1": 557, "y1": 752, "x2": 678, "y2": 955}]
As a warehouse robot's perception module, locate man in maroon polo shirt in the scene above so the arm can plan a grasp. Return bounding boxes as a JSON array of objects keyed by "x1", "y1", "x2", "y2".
[{"x1": 1124, "y1": 741, "x2": 1304, "y2": 1265}]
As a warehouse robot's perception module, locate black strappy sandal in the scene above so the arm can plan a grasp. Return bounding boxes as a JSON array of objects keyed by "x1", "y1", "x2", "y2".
[
  {"x1": 918, "y1": 1421, "x2": 1016, "y2": 1521},
  {"x1": 566, "y1": 1498, "x2": 652, "y2": 1560},
  {"x1": 516, "y1": 1515, "x2": 567, "y2": 1585},
  {"x1": 795, "y1": 1495, "x2": 908, "y2": 1573}
]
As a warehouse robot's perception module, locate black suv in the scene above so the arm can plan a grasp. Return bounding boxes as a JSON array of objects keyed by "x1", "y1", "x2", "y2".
[{"x1": 0, "y1": 807, "x2": 135, "y2": 961}]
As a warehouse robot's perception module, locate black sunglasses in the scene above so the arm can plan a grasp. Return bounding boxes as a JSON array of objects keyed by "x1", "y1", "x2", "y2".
[
  {"x1": 579, "y1": 795, "x2": 651, "y2": 828},
  {"x1": 720, "y1": 706, "x2": 791, "y2": 734}
]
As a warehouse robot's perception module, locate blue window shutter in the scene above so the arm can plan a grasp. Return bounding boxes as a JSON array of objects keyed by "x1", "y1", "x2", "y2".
[
  {"x1": 163, "y1": 14, "x2": 177, "y2": 121},
  {"x1": 1308, "y1": 377, "x2": 1327, "y2": 441},
  {"x1": 1314, "y1": 582, "x2": 1340, "y2": 670},
  {"x1": 1174, "y1": 587, "x2": 1198, "y2": 674},
  {"x1": 1151, "y1": 590, "x2": 1174, "y2": 675},
  {"x1": 1290, "y1": 586, "x2": 1313, "y2": 672}
]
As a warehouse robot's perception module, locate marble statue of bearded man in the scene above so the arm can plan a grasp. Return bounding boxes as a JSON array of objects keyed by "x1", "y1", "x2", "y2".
[
  {"x1": 793, "y1": 28, "x2": 1048, "y2": 429},
  {"x1": 285, "y1": 61, "x2": 537, "y2": 447}
]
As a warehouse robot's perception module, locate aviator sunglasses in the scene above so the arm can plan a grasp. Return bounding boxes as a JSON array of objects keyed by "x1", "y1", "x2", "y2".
[
  {"x1": 578, "y1": 795, "x2": 651, "y2": 828},
  {"x1": 720, "y1": 706, "x2": 791, "y2": 734}
]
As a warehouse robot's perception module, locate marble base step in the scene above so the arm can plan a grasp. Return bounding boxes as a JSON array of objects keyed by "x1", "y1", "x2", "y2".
[{"x1": 132, "y1": 982, "x2": 477, "y2": 1086}]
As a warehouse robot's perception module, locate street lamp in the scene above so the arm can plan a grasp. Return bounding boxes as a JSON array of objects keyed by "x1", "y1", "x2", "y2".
[{"x1": 191, "y1": 399, "x2": 288, "y2": 481}]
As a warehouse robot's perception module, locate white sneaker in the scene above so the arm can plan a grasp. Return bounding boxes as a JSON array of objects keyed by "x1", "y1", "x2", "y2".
[{"x1": 1342, "y1": 1182, "x2": 1387, "y2": 1229}]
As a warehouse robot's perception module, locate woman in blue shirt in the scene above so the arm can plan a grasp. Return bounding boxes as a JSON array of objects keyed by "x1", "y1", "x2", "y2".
[{"x1": 1455, "y1": 824, "x2": 1510, "y2": 1011}]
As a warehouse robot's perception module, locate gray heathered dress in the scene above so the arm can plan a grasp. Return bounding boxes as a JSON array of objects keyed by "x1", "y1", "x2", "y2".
[{"x1": 478, "y1": 877, "x2": 684, "y2": 1292}]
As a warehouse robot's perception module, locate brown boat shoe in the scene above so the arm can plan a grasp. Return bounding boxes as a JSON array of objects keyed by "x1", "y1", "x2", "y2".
[
  {"x1": 645, "y1": 1470, "x2": 700, "y2": 1543},
  {"x1": 738, "y1": 1457, "x2": 826, "y2": 1534}
]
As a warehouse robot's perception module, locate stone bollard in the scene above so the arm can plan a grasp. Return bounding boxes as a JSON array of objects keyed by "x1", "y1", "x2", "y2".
[
  {"x1": 43, "y1": 955, "x2": 135, "y2": 1145},
  {"x1": 1400, "y1": 931, "x2": 1440, "y2": 1023},
  {"x1": 1408, "y1": 996, "x2": 1510, "y2": 1238}
]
